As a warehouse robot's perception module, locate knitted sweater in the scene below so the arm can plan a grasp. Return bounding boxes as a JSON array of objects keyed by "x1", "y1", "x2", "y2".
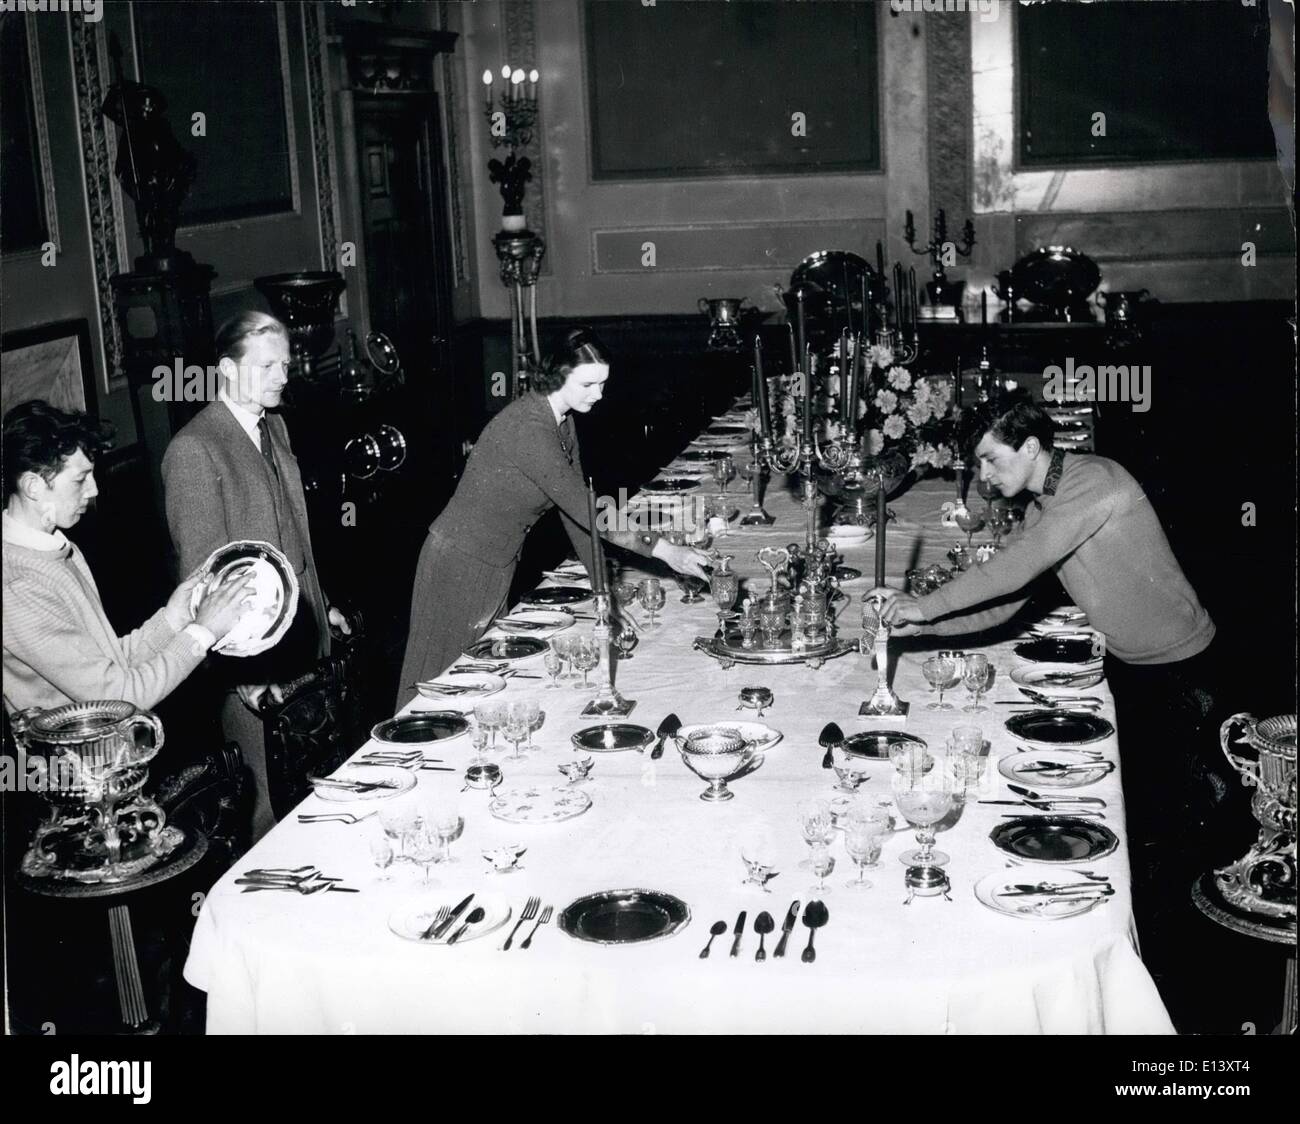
[
  {"x1": 917, "y1": 452, "x2": 1214, "y2": 666},
  {"x1": 2, "y1": 537, "x2": 207, "y2": 713}
]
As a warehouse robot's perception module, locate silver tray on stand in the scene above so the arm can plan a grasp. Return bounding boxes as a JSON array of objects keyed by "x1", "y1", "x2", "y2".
[{"x1": 693, "y1": 633, "x2": 857, "y2": 670}]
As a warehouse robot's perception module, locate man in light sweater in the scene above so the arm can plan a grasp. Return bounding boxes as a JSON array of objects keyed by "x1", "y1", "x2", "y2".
[{"x1": 2, "y1": 401, "x2": 252, "y2": 715}]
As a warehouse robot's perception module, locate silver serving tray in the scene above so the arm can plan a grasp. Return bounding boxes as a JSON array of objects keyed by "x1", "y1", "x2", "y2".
[
  {"x1": 571, "y1": 724, "x2": 655, "y2": 753},
  {"x1": 558, "y1": 888, "x2": 691, "y2": 945},
  {"x1": 841, "y1": 730, "x2": 928, "y2": 761},
  {"x1": 693, "y1": 635, "x2": 856, "y2": 669}
]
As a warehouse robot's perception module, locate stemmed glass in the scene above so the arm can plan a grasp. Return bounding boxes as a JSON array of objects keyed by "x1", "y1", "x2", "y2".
[
  {"x1": 711, "y1": 456, "x2": 736, "y2": 495},
  {"x1": 808, "y1": 845, "x2": 835, "y2": 895},
  {"x1": 522, "y1": 700, "x2": 542, "y2": 751},
  {"x1": 468, "y1": 718, "x2": 490, "y2": 767},
  {"x1": 988, "y1": 505, "x2": 1015, "y2": 548},
  {"x1": 710, "y1": 569, "x2": 739, "y2": 635},
  {"x1": 675, "y1": 571, "x2": 706, "y2": 603},
  {"x1": 475, "y1": 700, "x2": 506, "y2": 749},
  {"x1": 797, "y1": 798, "x2": 835, "y2": 870},
  {"x1": 615, "y1": 625, "x2": 638, "y2": 661},
  {"x1": 432, "y1": 807, "x2": 464, "y2": 863},
  {"x1": 893, "y1": 768, "x2": 956, "y2": 868},
  {"x1": 921, "y1": 655, "x2": 961, "y2": 711},
  {"x1": 636, "y1": 579, "x2": 665, "y2": 628},
  {"x1": 571, "y1": 636, "x2": 600, "y2": 689},
  {"x1": 954, "y1": 507, "x2": 986, "y2": 548},
  {"x1": 503, "y1": 702, "x2": 531, "y2": 759},
  {"x1": 961, "y1": 653, "x2": 992, "y2": 713},
  {"x1": 379, "y1": 802, "x2": 418, "y2": 863},
  {"x1": 843, "y1": 806, "x2": 889, "y2": 890},
  {"x1": 553, "y1": 635, "x2": 577, "y2": 681},
  {"x1": 543, "y1": 643, "x2": 563, "y2": 688},
  {"x1": 409, "y1": 823, "x2": 442, "y2": 885},
  {"x1": 369, "y1": 833, "x2": 394, "y2": 883}
]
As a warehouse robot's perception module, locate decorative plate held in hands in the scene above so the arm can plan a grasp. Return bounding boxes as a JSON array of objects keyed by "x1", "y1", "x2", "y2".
[
  {"x1": 371, "y1": 712, "x2": 469, "y2": 744},
  {"x1": 558, "y1": 889, "x2": 690, "y2": 945},
  {"x1": 571, "y1": 724, "x2": 655, "y2": 753},
  {"x1": 192, "y1": 540, "x2": 299, "y2": 657},
  {"x1": 1013, "y1": 637, "x2": 1102, "y2": 665},
  {"x1": 489, "y1": 784, "x2": 593, "y2": 825},
  {"x1": 1004, "y1": 711, "x2": 1114, "y2": 746},
  {"x1": 463, "y1": 636, "x2": 550, "y2": 661},
  {"x1": 518, "y1": 587, "x2": 592, "y2": 608},
  {"x1": 988, "y1": 816, "x2": 1119, "y2": 863}
]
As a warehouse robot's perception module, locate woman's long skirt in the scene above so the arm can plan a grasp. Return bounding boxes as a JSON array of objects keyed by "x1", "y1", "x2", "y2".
[{"x1": 396, "y1": 530, "x2": 515, "y2": 708}]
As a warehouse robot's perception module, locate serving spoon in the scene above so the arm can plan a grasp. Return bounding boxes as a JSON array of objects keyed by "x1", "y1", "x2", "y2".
[{"x1": 801, "y1": 901, "x2": 829, "y2": 963}]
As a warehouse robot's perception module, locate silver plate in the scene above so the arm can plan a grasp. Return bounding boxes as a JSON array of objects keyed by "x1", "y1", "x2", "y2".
[
  {"x1": 558, "y1": 888, "x2": 691, "y2": 945},
  {"x1": 571, "y1": 724, "x2": 655, "y2": 753},
  {"x1": 693, "y1": 635, "x2": 857, "y2": 668},
  {"x1": 988, "y1": 816, "x2": 1119, "y2": 864},
  {"x1": 841, "y1": 730, "x2": 928, "y2": 761}
]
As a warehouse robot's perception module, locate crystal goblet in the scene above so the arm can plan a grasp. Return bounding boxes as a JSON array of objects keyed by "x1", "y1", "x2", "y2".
[
  {"x1": 638, "y1": 579, "x2": 666, "y2": 628},
  {"x1": 893, "y1": 769, "x2": 956, "y2": 868},
  {"x1": 921, "y1": 656, "x2": 961, "y2": 711}
]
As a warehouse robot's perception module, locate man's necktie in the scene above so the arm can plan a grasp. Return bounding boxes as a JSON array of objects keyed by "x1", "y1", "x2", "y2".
[{"x1": 257, "y1": 417, "x2": 279, "y2": 477}]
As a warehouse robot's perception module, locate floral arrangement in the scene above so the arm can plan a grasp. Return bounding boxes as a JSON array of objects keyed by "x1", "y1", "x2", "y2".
[{"x1": 751, "y1": 338, "x2": 960, "y2": 476}]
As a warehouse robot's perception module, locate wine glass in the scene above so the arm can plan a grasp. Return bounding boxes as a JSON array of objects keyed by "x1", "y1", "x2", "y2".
[
  {"x1": 503, "y1": 702, "x2": 531, "y2": 759},
  {"x1": 369, "y1": 833, "x2": 394, "y2": 883},
  {"x1": 409, "y1": 824, "x2": 442, "y2": 885},
  {"x1": 552, "y1": 635, "x2": 576, "y2": 681},
  {"x1": 843, "y1": 815, "x2": 886, "y2": 891},
  {"x1": 468, "y1": 719, "x2": 490, "y2": 766},
  {"x1": 675, "y1": 571, "x2": 706, "y2": 603},
  {"x1": 379, "y1": 801, "x2": 418, "y2": 862},
  {"x1": 954, "y1": 507, "x2": 986, "y2": 548},
  {"x1": 476, "y1": 700, "x2": 506, "y2": 749},
  {"x1": 710, "y1": 570, "x2": 739, "y2": 635},
  {"x1": 543, "y1": 645, "x2": 563, "y2": 688},
  {"x1": 711, "y1": 456, "x2": 736, "y2": 495},
  {"x1": 522, "y1": 700, "x2": 542, "y2": 750},
  {"x1": 893, "y1": 768, "x2": 956, "y2": 868},
  {"x1": 961, "y1": 653, "x2": 992, "y2": 713},
  {"x1": 638, "y1": 578, "x2": 666, "y2": 628},
  {"x1": 797, "y1": 798, "x2": 835, "y2": 870},
  {"x1": 808, "y1": 844, "x2": 835, "y2": 895},
  {"x1": 988, "y1": 504, "x2": 1014, "y2": 548},
  {"x1": 976, "y1": 476, "x2": 997, "y2": 504},
  {"x1": 432, "y1": 806, "x2": 464, "y2": 863},
  {"x1": 572, "y1": 636, "x2": 601, "y2": 689},
  {"x1": 615, "y1": 625, "x2": 638, "y2": 661},
  {"x1": 921, "y1": 655, "x2": 961, "y2": 711}
]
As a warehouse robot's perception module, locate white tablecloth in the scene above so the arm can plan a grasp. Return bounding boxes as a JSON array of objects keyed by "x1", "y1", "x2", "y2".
[{"x1": 184, "y1": 423, "x2": 1174, "y2": 1034}]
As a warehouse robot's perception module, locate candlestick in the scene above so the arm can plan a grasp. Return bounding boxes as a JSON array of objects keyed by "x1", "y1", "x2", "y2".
[
  {"x1": 482, "y1": 69, "x2": 494, "y2": 109},
  {"x1": 753, "y1": 336, "x2": 771, "y2": 439},
  {"x1": 528, "y1": 68, "x2": 539, "y2": 101},
  {"x1": 586, "y1": 477, "x2": 607, "y2": 594},
  {"x1": 874, "y1": 475, "x2": 887, "y2": 588}
]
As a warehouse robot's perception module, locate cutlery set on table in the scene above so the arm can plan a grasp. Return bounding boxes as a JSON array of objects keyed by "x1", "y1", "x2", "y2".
[
  {"x1": 700, "y1": 901, "x2": 828, "y2": 963},
  {"x1": 237, "y1": 865, "x2": 360, "y2": 895}
]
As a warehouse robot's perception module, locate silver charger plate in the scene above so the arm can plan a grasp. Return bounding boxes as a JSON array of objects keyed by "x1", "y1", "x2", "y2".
[
  {"x1": 463, "y1": 636, "x2": 549, "y2": 661},
  {"x1": 371, "y1": 712, "x2": 469, "y2": 744},
  {"x1": 1004, "y1": 710, "x2": 1114, "y2": 746},
  {"x1": 558, "y1": 889, "x2": 690, "y2": 945},
  {"x1": 841, "y1": 730, "x2": 928, "y2": 760},
  {"x1": 571, "y1": 723, "x2": 655, "y2": 753},
  {"x1": 988, "y1": 816, "x2": 1119, "y2": 863},
  {"x1": 192, "y1": 540, "x2": 299, "y2": 657}
]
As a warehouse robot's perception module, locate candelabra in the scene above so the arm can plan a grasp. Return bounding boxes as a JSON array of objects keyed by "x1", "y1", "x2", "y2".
[
  {"x1": 905, "y1": 208, "x2": 976, "y2": 309},
  {"x1": 483, "y1": 64, "x2": 544, "y2": 398}
]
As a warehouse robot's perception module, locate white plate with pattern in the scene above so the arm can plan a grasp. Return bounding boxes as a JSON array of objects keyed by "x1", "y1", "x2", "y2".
[
  {"x1": 488, "y1": 784, "x2": 593, "y2": 825},
  {"x1": 674, "y1": 721, "x2": 783, "y2": 753}
]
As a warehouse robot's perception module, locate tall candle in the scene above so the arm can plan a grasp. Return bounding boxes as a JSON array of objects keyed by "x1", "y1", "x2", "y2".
[
  {"x1": 795, "y1": 290, "x2": 807, "y2": 371},
  {"x1": 849, "y1": 332, "x2": 863, "y2": 435},
  {"x1": 861, "y1": 275, "x2": 872, "y2": 339},
  {"x1": 586, "y1": 477, "x2": 607, "y2": 593},
  {"x1": 909, "y1": 268, "x2": 919, "y2": 336},
  {"x1": 838, "y1": 329, "x2": 849, "y2": 403},
  {"x1": 802, "y1": 345, "x2": 813, "y2": 443},
  {"x1": 874, "y1": 477, "x2": 887, "y2": 587},
  {"x1": 753, "y1": 336, "x2": 771, "y2": 438},
  {"x1": 981, "y1": 288, "x2": 988, "y2": 326},
  {"x1": 786, "y1": 322, "x2": 798, "y2": 377}
]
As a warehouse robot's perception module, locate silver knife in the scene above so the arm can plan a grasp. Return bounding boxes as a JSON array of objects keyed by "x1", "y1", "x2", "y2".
[
  {"x1": 729, "y1": 910, "x2": 747, "y2": 958},
  {"x1": 773, "y1": 901, "x2": 800, "y2": 959},
  {"x1": 425, "y1": 892, "x2": 474, "y2": 940},
  {"x1": 1007, "y1": 783, "x2": 1105, "y2": 805}
]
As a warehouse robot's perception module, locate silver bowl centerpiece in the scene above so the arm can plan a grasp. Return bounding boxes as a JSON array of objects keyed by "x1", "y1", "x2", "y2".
[{"x1": 677, "y1": 727, "x2": 752, "y2": 803}]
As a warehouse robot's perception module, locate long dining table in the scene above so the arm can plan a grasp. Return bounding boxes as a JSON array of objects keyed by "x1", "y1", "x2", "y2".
[{"x1": 184, "y1": 404, "x2": 1175, "y2": 1034}]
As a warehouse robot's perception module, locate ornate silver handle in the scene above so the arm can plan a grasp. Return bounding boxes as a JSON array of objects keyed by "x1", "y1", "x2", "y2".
[{"x1": 1219, "y1": 712, "x2": 1260, "y2": 788}]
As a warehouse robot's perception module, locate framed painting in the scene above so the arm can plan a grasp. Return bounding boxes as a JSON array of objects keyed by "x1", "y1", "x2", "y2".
[{"x1": 1, "y1": 319, "x2": 98, "y2": 420}]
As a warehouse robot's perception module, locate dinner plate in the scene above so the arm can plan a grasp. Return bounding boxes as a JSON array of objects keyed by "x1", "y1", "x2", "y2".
[
  {"x1": 674, "y1": 721, "x2": 783, "y2": 753},
  {"x1": 571, "y1": 723, "x2": 655, "y2": 753},
  {"x1": 372, "y1": 712, "x2": 469, "y2": 745},
  {"x1": 558, "y1": 889, "x2": 690, "y2": 945},
  {"x1": 998, "y1": 751, "x2": 1114, "y2": 788},
  {"x1": 705, "y1": 423, "x2": 749, "y2": 435},
  {"x1": 388, "y1": 893, "x2": 511, "y2": 944},
  {"x1": 463, "y1": 636, "x2": 550, "y2": 661},
  {"x1": 1010, "y1": 663, "x2": 1105, "y2": 693},
  {"x1": 493, "y1": 609, "x2": 574, "y2": 638},
  {"x1": 192, "y1": 540, "x2": 299, "y2": 657},
  {"x1": 313, "y1": 765, "x2": 417, "y2": 803},
  {"x1": 641, "y1": 477, "x2": 702, "y2": 493},
  {"x1": 518, "y1": 587, "x2": 592, "y2": 608},
  {"x1": 1004, "y1": 710, "x2": 1114, "y2": 747},
  {"x1": 1013, "y1": 637, "x2": 1103, "y2": 665},
  {"x1": 840, "y1": 730, "x2": 927, "y2": 760},
  {"x1": 489, "y1": 784, "x2": 592, "y2": 825},
  {"x1": 973, "y1": 871, "x2": 1109, "y2": 921},
  {"x1": 416, "y1": 672, "x2": 506, "y2": 707},
  {"x1": 675, "y1": 450, "x2": 729, "y2": 463},
  {"x1": 988, "y1": 816, "x2": 1119, "y2": 863}
]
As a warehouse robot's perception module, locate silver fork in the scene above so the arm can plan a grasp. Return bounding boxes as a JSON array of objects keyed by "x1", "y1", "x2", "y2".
[
  {"x1": 502, "y1": 896, "x2": 540, "y2": 950},
  {"x1": 520, "y1": 904, "x2": 553, "y2": 949},
  {"x1": 298, "y1": 811, "x2": 376, "y2": 825},
  {"x1": 420, "y1": 905, "x2": 451, "y2": 939}
]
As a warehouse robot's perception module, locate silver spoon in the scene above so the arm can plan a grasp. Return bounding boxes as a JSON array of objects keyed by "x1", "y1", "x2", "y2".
[{"x1": 699, "y1": 920, "x2": 727, "y2": 959}]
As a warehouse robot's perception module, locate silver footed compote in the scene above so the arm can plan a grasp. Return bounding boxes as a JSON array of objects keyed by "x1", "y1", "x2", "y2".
[{"x1": 678, "y1": 728, "x2": 751, "y2": 802}]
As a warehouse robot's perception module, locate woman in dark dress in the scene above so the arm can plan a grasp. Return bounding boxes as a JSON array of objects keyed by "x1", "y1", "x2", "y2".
[{"x1": 398, "y1": 328, "x2": 711, "y2": 702}]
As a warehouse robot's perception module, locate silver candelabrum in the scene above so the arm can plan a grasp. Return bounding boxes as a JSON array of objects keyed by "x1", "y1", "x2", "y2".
[
  {"x1": 857, "y1": 595, "x2": 909, "y2": 719},
  {"x1": 581, "y1": 592, "x2": 636, "y2": 718}
]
